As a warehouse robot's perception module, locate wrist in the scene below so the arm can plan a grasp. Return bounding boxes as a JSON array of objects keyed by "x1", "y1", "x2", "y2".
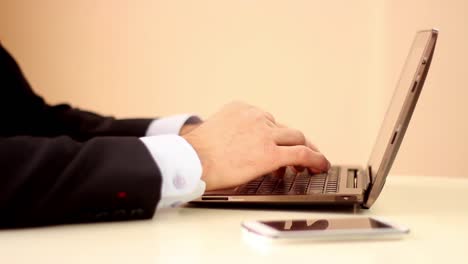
[
  {"x1": 182, "y1": 133, "x2": 214, "y2": 190},
  {"x1": 140, "y1": 134, "x2": 204, "y2": 196},
  {"x1": 180, "y1": 124, "x2": 200, "y2": 135},
  {"x1": 146, "y1": 114, "x2": 202, "y2": 136}
]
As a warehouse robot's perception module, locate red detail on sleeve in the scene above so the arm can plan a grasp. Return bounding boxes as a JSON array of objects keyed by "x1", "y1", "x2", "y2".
[{"x1": 117, "y1": 192, "x2": 127, "y2": 198}]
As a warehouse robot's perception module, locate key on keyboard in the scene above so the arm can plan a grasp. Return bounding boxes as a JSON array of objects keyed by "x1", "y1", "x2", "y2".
[{"x1": 236, "y1": 167, "x2": 340, "y2": 195}]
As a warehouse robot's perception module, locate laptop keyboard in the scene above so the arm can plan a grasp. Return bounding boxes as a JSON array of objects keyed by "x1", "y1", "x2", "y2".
[{"x1": 236, "y1": 167, "x2": 340, "y2": 195}]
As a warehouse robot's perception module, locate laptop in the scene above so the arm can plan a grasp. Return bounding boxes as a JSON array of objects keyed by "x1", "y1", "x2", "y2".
[{"x1": 192, "y1": 29, "x2": 438, "y2": 209}]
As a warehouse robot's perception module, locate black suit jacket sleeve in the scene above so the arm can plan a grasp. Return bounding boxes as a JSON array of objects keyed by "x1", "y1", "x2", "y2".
[
  {"x1": 0, "y1": 43, "x2": 154, "y2": 140},
  {"x1": 0, "y1": 44, "x2": 162, "y2": 227},
  {"x1": 0, "y1": 136, "x2": 162, "y2": 227}
]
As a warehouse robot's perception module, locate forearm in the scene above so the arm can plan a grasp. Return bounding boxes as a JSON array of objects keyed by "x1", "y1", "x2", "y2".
[
  {"x1": 0, "y1": 136, "x2": 161, "y2": 227},
  {"x1": 0, "y1": 43, "x2": 153, "y2": 140},
  {"x1": 34, "y1": 105, "x2": 154, "y2": 140},
  {"x1": 0, "y1": 114, "x2": 204, "y2": 227}
]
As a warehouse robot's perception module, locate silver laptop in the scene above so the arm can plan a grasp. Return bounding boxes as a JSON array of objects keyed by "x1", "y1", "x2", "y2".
[{"x1": 193, "y1": 29, "x2": 438, "y2": 209}]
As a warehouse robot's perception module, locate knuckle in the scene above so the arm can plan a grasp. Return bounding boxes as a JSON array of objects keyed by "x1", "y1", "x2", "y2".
[
  {"x1": 286, "y1": 128, "x2": 305, "y2": 145},
  {"x1": 296, "y1": 146, "x2": 310, "y2": 161},
  {"x1": 250, "y1": 109, "x2": 265, "y2": 121},
  {"x1": 265, "y1": 111, "x2": 275, "y2": 121},
  {"x1": 264, "y1": 142, "x2": 277, "y2": 156},
  {"x1": 294, "y1": 130, "x2": 306, "y2": 144}
]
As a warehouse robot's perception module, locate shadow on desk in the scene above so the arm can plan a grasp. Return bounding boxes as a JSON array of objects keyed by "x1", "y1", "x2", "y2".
[{"x1": 185, "y1": 202, "x2": 362, "y2": 214}]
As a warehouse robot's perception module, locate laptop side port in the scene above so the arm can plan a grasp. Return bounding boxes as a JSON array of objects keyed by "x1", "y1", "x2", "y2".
[{"x1": 346, "y1": 169, "x2": 358, "y2": 189}]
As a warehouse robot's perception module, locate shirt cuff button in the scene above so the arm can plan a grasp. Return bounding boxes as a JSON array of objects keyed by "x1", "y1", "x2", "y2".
[{"x1": 173, "y1": 175, "x2": 186, "y2": 189}]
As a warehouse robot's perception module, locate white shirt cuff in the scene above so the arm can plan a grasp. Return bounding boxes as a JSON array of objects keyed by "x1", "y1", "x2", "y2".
[
  {"x1": 139, "y1": 135, "x2": 205, "y2": 209},
  {"x1": 145, "y1": 114, "x2": 201, "y2": 136}
]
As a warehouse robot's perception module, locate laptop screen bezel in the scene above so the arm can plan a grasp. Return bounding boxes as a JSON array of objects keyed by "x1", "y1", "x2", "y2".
[{"x1": 363, "y1": 29, "x2": 438, "y2": 208}]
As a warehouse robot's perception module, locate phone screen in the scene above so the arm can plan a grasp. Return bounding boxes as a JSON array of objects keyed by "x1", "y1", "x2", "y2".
[{"x1": 261, "y1": 218, "x2": 392, "y2": 232}]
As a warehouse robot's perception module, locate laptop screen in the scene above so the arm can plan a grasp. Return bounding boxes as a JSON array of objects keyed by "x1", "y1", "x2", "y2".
[{"x1": 366, "y1": 30, "x2": 437, "y2": 204}]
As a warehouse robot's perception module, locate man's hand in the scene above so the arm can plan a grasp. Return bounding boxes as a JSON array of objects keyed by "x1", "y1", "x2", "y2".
[{"x1": 182, "y1": 101, "x2": 330, "y2": 191}]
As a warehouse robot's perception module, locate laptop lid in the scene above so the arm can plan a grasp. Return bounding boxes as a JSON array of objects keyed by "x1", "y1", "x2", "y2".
[{"x1": 363, "y1": 29, "x2": 438, "y2": 208}]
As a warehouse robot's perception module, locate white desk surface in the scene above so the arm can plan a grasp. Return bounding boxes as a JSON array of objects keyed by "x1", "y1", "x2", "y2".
[{"x1": 1, "y1": 175, "x2": 467, "y2": 263}]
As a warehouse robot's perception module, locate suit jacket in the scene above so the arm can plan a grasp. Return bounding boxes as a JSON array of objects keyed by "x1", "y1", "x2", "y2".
[{"x1": 0, "y1": 43, "x2": 162, "y2": 227}]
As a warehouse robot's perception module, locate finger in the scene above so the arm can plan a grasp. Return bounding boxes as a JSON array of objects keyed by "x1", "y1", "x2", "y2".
[
  {"x1": 304, "y1": 142, "x2": 326, "y2": 173},
  {"x1": 272, "y1": 128, "x2": 306, "y2": 146},
  {"x1": 276, "y1": 145, "x2": 330, "y2": 172},
  {"x1": 276, "y1": 123, "x2": 321, "y2": 152},
  {"x1": 272, "y1": 166, "x2": 287, "y2": 177},
  {"x1": 294, "y1": 165, "x2": 325, "y2": 174},
  {"x1": 293, "y1": 165, "x2": 304, "y2": 172},
  {"x1": 308, "y1": 167, "x2": 323, "y2": 174}
]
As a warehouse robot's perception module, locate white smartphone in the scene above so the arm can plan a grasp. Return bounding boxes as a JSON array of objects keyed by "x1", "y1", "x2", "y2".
[{"x1": 241, "y1": 217, "x2": 410, "y2": 241}]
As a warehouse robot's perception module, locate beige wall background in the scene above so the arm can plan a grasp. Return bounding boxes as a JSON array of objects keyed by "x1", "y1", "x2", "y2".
[{"x1": 0, "y1": 0, "x2": 466, "y2": 177}]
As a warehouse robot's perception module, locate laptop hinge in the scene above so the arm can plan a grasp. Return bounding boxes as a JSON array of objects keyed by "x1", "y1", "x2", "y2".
[{"x1": 367, "y1": 166, "x2": 373, "y2": 184}]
